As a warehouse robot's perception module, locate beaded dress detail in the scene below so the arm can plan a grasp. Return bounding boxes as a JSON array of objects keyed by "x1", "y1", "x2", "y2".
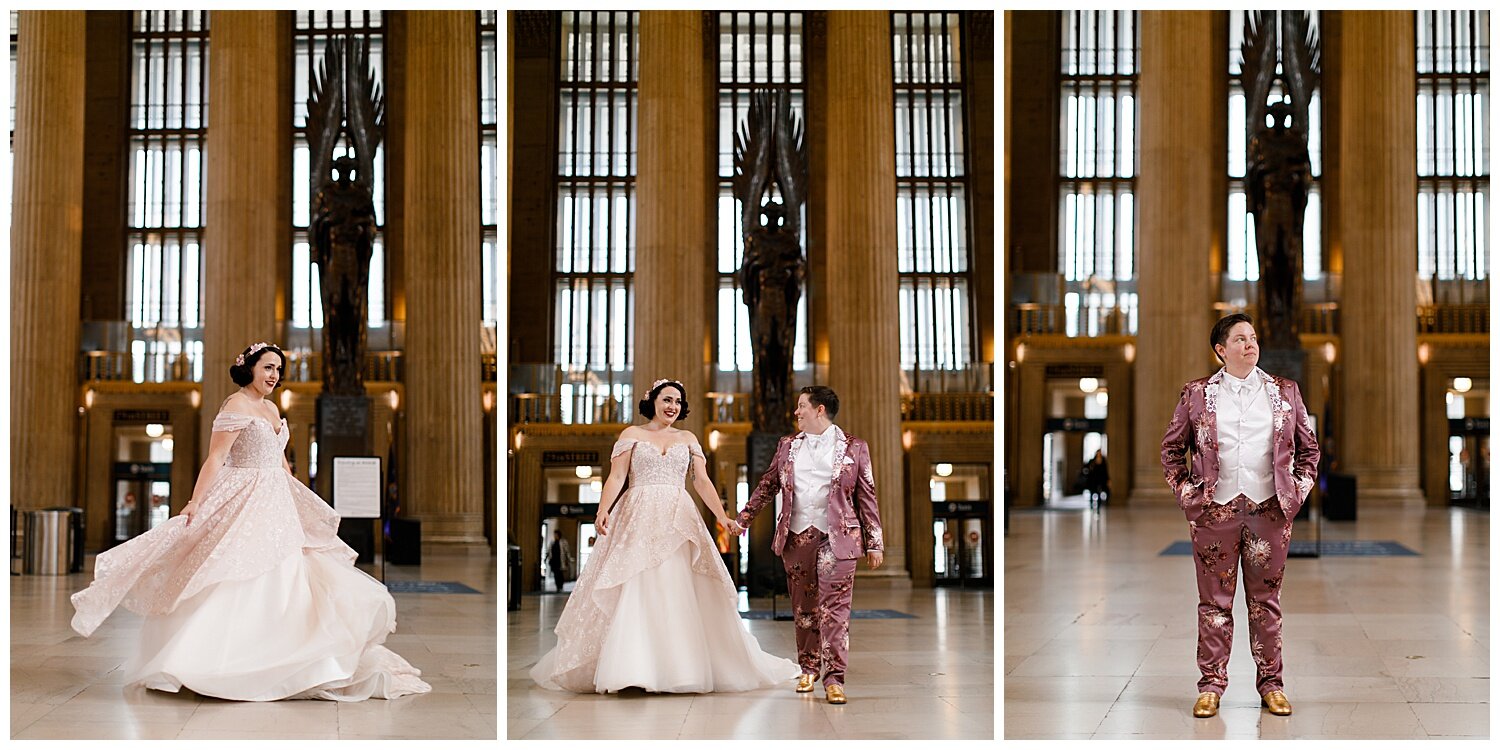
[
  {"x1": 70, "y1": 407, "x2": 431, "y2": 702},
  {"x1": 531, "y1": 436, "x2": 798, "y2": 693}
]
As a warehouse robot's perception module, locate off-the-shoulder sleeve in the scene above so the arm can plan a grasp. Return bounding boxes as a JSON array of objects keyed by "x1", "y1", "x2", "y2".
[
  {"x1": 610, "y1": 437, "x2": 638, "y2": 459},
  {"x1": 212, "y1": 411, "x2": 256, "y2": 433},
  {"x1": 689, "y1": 442, "x2": 705, "y2": 461}
]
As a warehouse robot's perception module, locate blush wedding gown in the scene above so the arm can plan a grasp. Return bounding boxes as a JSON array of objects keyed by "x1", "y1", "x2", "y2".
[
  {"x1": 70, "y1": 409, "x2": 431, "y2": 702},
  {"x1": 530, "y1": 436, "x2": 798, "y2": 693}
]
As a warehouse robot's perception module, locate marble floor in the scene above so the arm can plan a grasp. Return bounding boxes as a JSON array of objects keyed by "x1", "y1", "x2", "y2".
[
  {"x1": 11, "y1": 549, "x2": 498, "y2": 740},
  {"x1": 509, "y1": 581, "x2": 994, "y2": 740},
  {"x1": 1005, "y1": 505, "x2": 1489, "y2": 740}
]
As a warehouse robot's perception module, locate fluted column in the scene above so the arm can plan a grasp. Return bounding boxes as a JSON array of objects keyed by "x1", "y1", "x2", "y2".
[
  {"x1": 1130, "y1": 12, "x2": 1220, "y2": 505},
  {"x1": 633, "y1": 11, "x2": 710, "y2": 421},
  {"x1": 404, "y1": 11, "x2": 485, "y2": 543},
  {"x1": 824, "y1": 11, "x2": 906, "y2": 575},
  {"x1": 11, "y1": 12, "x2": 86, "y2": 510},
  {"x1": 1339, "y1": 11, "x2": 1422, "y2": 504},
  {"x1": 202, "y1": 11, "x2": 288, "y2": 456}
]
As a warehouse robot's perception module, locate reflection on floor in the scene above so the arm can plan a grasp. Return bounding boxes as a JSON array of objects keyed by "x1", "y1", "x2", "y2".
[
  {"x1": 1005, "y1": 505, "x2": 1489, "y2": 740},
  {"x1": 509, "y1": 582, "x2": 993, "y2": 740},
  {"x1": 11, "y1": 550, "x2": 498, "y2": 740}
]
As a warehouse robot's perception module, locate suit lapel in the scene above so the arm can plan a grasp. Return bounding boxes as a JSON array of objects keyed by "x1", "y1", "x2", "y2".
[{"x1": 1257, "y1": 366, "x2": 1288, "y2": 435}]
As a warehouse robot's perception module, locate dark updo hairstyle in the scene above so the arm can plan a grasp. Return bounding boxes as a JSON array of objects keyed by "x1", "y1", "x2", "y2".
[
  {"x1": 229, "y1": 343, "x2": 287, "y2": 388},
  {"x1": 799, "y1": 385, "x2": 840, "y2": 419},
  {"x1": 638, "y1": 380, "x2": 690, "y2": 421},
  {"x1": 1210, "y1": 312, "x2": 1254, "y2": 363}
]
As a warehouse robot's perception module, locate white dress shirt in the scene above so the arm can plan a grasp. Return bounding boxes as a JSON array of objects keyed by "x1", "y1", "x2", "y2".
[
  {"x1": 1214, "y1": 369, "x2": 1276, "y2": 505},
  {"x1": 790, "y1": 426, "x2": 840, "y2": 533}
]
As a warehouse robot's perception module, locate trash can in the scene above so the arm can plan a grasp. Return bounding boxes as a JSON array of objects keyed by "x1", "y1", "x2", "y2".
[
  {"x1": 44, "y1": 507, "x2": 85, "y2": 574},
  {"x1": 24, "y1": 509, "x2": 72, "y2": 575}
]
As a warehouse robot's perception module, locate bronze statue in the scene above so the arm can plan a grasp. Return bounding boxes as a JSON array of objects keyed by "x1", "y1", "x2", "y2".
[
  {"x1": 733, "y1": 90, "x2": 808, "y2": 435},
  {"x1": 307, "y1": 35, "x2": 384, "y2": 395},
  {"x1": 1241, "y1": 11, "x2": 1319, "y2": 351}
]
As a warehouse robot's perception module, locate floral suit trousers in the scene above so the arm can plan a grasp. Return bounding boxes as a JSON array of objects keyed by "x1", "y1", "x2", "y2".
[
  {"x1": 782, "y1": 527, "x2": 858, "y2": 686},
  {"x1": 1190, "y1": 493, "x2": 1293, "y2": 696}
]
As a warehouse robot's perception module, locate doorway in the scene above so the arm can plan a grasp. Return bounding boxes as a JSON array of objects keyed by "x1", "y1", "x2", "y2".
[
  {"x1": 930, "y1": 463, "x2": 992, "y2": 587},
  {"x1": 1041, "y1": 376, "x2": 1110, "y2": 507},
  {"x1": 110, "y1": 422, "x2": 175, "y2": 544}
]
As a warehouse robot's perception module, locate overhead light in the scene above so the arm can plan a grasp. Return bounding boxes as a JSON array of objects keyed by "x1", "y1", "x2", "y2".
[
  {"x1": 575, "y1": 465, "x2": 592, "y2": 479},
  {"x1": 145, "y1": 423, "x2": 164, "y2": 438},
  {"x1": 1079, "y1": 377, "x2": 1099, "y2": 394},
  {"x1": 935, "y1": 463, "x2": 954, "y2": 477},
  {"x1": 1453, "y1": 377, "x2": 1472, "y2": 393}
]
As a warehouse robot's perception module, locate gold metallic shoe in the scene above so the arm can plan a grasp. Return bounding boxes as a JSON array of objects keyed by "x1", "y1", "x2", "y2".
[
  {"x1": 825, "y1": 684, "x2": 846, "y2": 704},
  {"x1": 1192, "y1": 691, "x2": 1220, "y2": 718},
  {"x1": 1262, "y1": 690, "x2": 1292, "y2": 716},
  {"x1": 796, "y1": 674, "x2": 816, "y2": 693}
]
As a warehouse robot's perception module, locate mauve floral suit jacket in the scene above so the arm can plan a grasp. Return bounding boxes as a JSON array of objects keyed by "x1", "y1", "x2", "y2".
[
  {"x1": 737, "y1": 428, "x2": 884, "y2": 561},
  {"x1": 1161, "y1": 367, "x2": 1321, "y2": 520}
]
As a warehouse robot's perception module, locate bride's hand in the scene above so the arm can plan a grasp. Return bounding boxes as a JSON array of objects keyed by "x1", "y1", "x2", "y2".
[
  {"x1": 596, "y1": 508, "x2": 610, "y2": 536},
  {"x1": 720, "y1": 517, "x2": 742, "y2": 535},
  {"x1": 181, "y1": 501, "x2": 199, "y2": 526}
]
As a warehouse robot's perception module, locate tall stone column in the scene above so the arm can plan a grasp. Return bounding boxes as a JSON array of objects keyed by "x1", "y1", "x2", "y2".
[
  {"x1": 11, "y1": 11, "x2": 87, "y2": 510},
  {"x1": 202, "y1": 11, "x2": 288, "y2": 456},
  {"x1": 824, "y1": 11, "x2": 906, "y2": 575},
  {"x1": 633, "y1": 11, "x2": 710, "y2": 422},
  {"x1": 404, "y1": 11, "x2": 486, "y2": 544},
  {"x1": 1338, "y1": 11, "x2": 1421, "y2": 504},
  {"x1": 1130, "y1": 12, "x2": 1220, "y2": 505}
]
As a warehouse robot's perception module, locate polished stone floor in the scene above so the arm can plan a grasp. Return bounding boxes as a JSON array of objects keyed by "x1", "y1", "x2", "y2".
[
  {"x1": 1004, "y1": 505, "x2": 1489, "y2": 740},
  {"x1": 11, "y1": 549, "x2": 497, "y2": 740},
  {"x1": 509, "y1": 580, "x2": 993, "y2": 740}
]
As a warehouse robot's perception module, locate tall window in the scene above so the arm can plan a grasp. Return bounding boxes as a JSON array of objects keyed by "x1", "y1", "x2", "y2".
[
  {"x1": 716, "y1": 11, "x2": 809, "y2": 383},
  {"x1": 1226, "y1": 11, "x2": 1322, "y2": 293},
  {"x1": 894, "y1": 12, "x2": 975, "y2": 377},
  {"x1": 290, "y1": 11, "x2": 387, "y2": 343},
  {"x1": 479, "y1": 11, "x2": 499, "y2": 330},
  {"x1": 127, "y1": 11, "x2": 209, "y2": 382},
  {"x1": 1417, "y1": 10, "x2": 1488, "y2": 299},
  {"x1": 1059, "y1": 10, "x2": 1138, "y2": 336},
  {"x1": 555, "y1": 11, "x2": 637, "y2": 423}
]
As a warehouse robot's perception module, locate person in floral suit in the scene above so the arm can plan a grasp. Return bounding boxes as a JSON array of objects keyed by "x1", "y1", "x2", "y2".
[
  {"x1": 1161, "y1": 314, "x2": 1319, "y2": 718},
  {"x1": 738, "y1": 386, "x2": 884, "y2": 705}
]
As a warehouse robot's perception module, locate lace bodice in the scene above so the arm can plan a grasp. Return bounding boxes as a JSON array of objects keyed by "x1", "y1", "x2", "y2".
[
  {"x1": 612, "y1": 437, "x2": 704, "y2": 487},
  {"x1": 214, "y1": 411, "x2": 289, "y2": 469}
]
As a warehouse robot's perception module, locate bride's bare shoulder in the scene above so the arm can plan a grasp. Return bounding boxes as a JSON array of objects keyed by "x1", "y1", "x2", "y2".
[{"x1": 219, "y1": 392, "x2": 256, "y2": 415}]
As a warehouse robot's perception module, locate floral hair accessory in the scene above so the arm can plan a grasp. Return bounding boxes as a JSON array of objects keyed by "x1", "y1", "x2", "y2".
[
  {"x1": 652, "y1": 378, "x2": 680, "y2": 390},
  {"x1": 235, "y1": 341, "x2": 274, "y2": 367}
]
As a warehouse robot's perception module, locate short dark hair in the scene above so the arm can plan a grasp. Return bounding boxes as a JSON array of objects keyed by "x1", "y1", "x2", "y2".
[
  {"x1": 229, "y1": 344, "x2": 287, "y2": 387},
  {"x1": 799, "y1": 385, "x2": 839, "y2": 419},
  {"x1": 1210, "y1": 313, "x2": 1254, "y2": 363},
  {"x1": 638, "y1": 380, "x2": 690, "y2": 421}
]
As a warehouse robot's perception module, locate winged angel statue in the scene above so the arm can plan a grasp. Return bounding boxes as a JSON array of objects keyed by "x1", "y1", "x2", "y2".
[
  {"x1": 307, "y1": 35, "x2": 384, "y2": 395},
  {"x1": 734, "y1": 91, "x2": 808, "y2": 434},
  {"x1": 1241, "y1": 11, "x2": 1319, "y2": 350}
]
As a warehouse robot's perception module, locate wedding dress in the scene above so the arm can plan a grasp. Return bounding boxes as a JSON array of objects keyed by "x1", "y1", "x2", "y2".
[
  {"x1": 70, "y1": 409, "x2": 431, "y2": 702},
  {"x1": 531, "y1": 436, "x2": 798, "y2": 693}
]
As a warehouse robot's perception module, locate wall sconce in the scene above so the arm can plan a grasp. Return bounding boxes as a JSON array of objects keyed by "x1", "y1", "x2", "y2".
[
  {"x1": 84, "y1": 389, "x2": 95, "y2": 409},
  {"x1": 190, "y1": 389, "x2": 201, "y2": 408},
  {"x1": 280, "y1": 390, "x2": 294, "y2": 411},
  {"x1": 387, "y1": 390, "x2": 400, "y2": 411},
  {"x1": 1122, "y1": 342, "x2": 1136, "y2": 363},
  {"x1": 1322, "y1": 342, "x2": 1337, "y2": 364},
  {"x1": 482, "y1": 391, "x2": 495, "y2": 412},
  {"x1": 1417, "y1": 343, "x2": 1431, "y2": 365},
  {"x1": 709, "y1": 430, "x2": 720, "y2": 451},
  {"x1": 1015, "y1": 344, "x2": 1027, "y2": 363},
  {"x1": 902, "y1": 430, "x2": 914, "y2": 450}
]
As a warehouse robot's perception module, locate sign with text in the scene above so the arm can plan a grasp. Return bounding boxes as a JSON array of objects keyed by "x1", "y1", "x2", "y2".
[{"x1": 333, "y1": 456, "x2": 382, "y2": 519}]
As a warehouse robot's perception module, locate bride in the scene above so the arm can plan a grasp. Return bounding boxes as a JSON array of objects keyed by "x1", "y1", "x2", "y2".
[
  {"x1": 530, "y1": 378, "x2": 798, "y2": 693},
  {"x1": 70, "y1": 342, "x2": 430, "y2": 701}
]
